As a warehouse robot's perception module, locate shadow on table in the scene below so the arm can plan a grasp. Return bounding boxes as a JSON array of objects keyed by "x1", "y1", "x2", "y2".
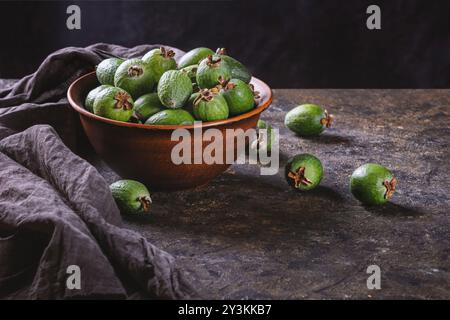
[
  {"x1": 362, "y1": 202, "x2": 426, "y2": 218},
  {"x1": 299, "y1": 133, "x2": 353, "y2": 145}
]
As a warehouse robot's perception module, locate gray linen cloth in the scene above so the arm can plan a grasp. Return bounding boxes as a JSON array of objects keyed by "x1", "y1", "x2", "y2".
[{"x1": 0, "y1": 44, "x2": 197, "y2": 299}]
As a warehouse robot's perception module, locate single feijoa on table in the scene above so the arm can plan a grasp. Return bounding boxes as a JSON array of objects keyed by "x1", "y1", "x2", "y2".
[
  {"x1": 157, "y1": 70, "x2": 193, "y2": 109},
  {"x1": 350, "y1": 163, "x2": 397, "y2": 205},
  {"x1": 114, "y1": 58, "x2": 155, "y2": 99},
  {"x1": 96, "y1": 57, "x2": 124, "y2": 86},
  {"x1": 145, "y1": 109, "x2": 195, "y2": 126},
  {"x1": 93, "y1": 86, "x2": 134, "y2": 122},
  {"x1": 178, "y1": 47, "x2": 215, "y2": 69},
  {"x1": 85, "y1": 84, "x2": 112, "y2": 112},
  {"x1": 218, "y1": 77, "x2": 255, "y2": 116},
  {"x1": 193, "y1": 88, "x2": 229, "y2": 121},
  {"x1": 284, "y1": 104, "x2": 333, "y2": 136},
  {"x1": 133, "y1": 93, "x2": 165, "y2": 123},
  {"x1": 142, "y1": 46, "x2": 177, "y2": 82},
  {"x1": 216, "y1": 48, "x2": 251, "y2": 84},
  {"x1": 196, "y1": 54, "x2": 231, "y2": 89},
  {"x1": 110, "y1": 179, "x2": 152, "y2": 216},
  {"x1": 285, "y1": 154, "x2": 323, "y2": 191},
  {"x1": 251, "y1": 119, "x2": 275, "y2": 154}
]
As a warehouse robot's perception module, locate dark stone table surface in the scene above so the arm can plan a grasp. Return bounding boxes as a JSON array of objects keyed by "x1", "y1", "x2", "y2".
[{"x1": 92, "y1": 89, "x2": 450, "y2": 299}]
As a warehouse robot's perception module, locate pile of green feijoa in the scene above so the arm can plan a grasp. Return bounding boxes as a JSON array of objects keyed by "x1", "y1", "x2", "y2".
[{"x1": 85, "y1": 46, "x2": 257, "y2": 125}]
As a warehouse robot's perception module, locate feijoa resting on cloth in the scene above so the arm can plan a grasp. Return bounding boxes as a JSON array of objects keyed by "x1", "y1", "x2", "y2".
[{"x1": 0, "y1": 44, "x2": 197, "y2": 299}]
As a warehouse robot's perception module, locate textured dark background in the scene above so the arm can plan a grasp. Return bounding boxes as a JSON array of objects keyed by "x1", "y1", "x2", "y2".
[{"x1": 0, "y1": 0, "x2": 449, "y2": 88}]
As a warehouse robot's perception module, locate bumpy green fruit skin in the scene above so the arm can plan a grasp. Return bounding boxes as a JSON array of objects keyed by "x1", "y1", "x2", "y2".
[
  {"x1": 93, "y1": 87, "x2": 134, "y2": 122},
  {"x1": 114, "y1": 58, "x2": 155, "y2": 99},
  {"x1": 285, "y1": 154, "x2": 323, "y2": 191},
  {"x1": 350, "y1": 163, "x2": 395, "y2": 205},
  {"x1": 133, "y1": 93, "x2": 164, "y2": 122},
  {"x1": 179, "y1": 64, "x2": 198, "y2": 83},
  {"x1": 157, "y1": 70, "x2": 193, "y2": 109},
  {"x1": 285, "y1": 104, "x2": 329, "y2": 136},
  {"x1": 178, "y1": 47, "x2": 215, "y2": 69},
  {"x1": 193, "y1": 94, "x2": 229, "y2": 121},
  {"x1": 196, "y1": 55, "x2": 231, "y2": 89},
  {"x1": 221, "y1": 79, "x2": 255, "y2": 116},
  {"x1": 142, "y1": 48, "x2": 177, "y2": 82},
  {"x1": 145, "y1": 109, "x2": 195, "y2": 125},
  {"x1": 85, "y1": 85, "x2": 111, "y2": 112},
  {"x1": 110, "y1": 179, "x2": 151, "y2": 215},
  {"x1": 96, "y1": 58, "x2": 124, "y2": 86},
  {"x1": 220, "y1": 55, "x2": 251, "y2": 84}
]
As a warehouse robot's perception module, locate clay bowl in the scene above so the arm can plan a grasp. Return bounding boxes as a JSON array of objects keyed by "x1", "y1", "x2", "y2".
[{"x1": 68, "y1": 71, "x2": 272, "y2": 191}]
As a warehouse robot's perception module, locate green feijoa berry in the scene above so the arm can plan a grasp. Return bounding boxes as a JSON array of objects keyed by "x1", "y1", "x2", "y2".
[
  {"x1": 178, "y1": 47, "x2": 215, "y2": 69},
  {"x1": 93, "y1": 87, "x2": 134, "y2": 122},
  {"x1": 284, "y1": 104, "x2": 334, "y2": 137},
  {"x1": 193, "y1": 88, "x2": 229, "y2": 121},
  {"x1": 219, "y1": 78, "x2": 255, "y2": 116},
  {"x1": 110, "y1": 179, "x2": 152, "y2": 215},
  {"x1": 285, "y1": 154, "x2": 323, "y2": 191},
  {"x1": 157, "y1": 70, "x2": 193, "y2": 109},
  {"x1": 350, "y1": 163, "x2": 397, "y2": 206},
  {"x1": 114, "y1": 58, "x2": 155, "y2": 99},
  {"x1": 133, "y1": 93, "x2": 164, "y2": 122},
  {"x1": 216, "y1": 48, "x2": 251, "y2": 83},
  {"x1": 145, "y1": 109, "x2": 195, "y2": 126},
  {"x1": 142, "y1": 46, "x2": 177, "y2": 82},
  {"x1": 196, "y1": 54, "x2": 231, "y2": 89},
  {"x1": 96, "y1": 58, "x2": 124, "y2": 86},
  {"x1": 85, "y1": 85, "x2": 112, "y2": 112},
  {"x1": 179, "y1": 64, "x2": 198, "y2": 83}
]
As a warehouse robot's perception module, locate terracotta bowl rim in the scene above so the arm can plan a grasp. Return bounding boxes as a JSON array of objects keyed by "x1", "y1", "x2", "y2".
[{"x1": 67, "y1": 71, "x2": 273, "y2": 130}]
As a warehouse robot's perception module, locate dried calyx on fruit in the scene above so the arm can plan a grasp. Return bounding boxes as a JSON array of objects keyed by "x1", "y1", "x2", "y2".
[
  {"x1": 159, "y1": 46, "x2": 175, "y2": 59},
  {"x1": 320, "y1": 109, "x2": 334, "y2": 128},
  {"x1": 138, "y1": 195, "x2": 152, "y2": 212},
  {"x1": 127, "y1": 65, "x2": 144, "y2": 77},
  {"x1": 193, "y1": 87, "x2": 220, "y2": 105},
  {"x1": 383, "y1": 177, "x2": 397, "y2": 200},
  {"x1": 287, "y1": 167, "x2": 313, "y2": 188},
  {"x1": 114, "y1": 91, "x2": 133, "y2": 110}
]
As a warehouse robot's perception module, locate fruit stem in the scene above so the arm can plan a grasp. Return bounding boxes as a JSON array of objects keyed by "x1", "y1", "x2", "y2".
[
  {"x1": 383, "y1": 177, "x2": 397, "y2": 199},
  {"x1": 320, "y1": 110, "x2": 334, "y2": 128},
  {"x1": 216, "y1": 48, "x2": 227, "y2": 55},
  {"x1": 288, "y1": 167, "x2": 313, "y2": 188},
  {"x1": 138, "y1": 196, "x2": 152, "y2": 213}
]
